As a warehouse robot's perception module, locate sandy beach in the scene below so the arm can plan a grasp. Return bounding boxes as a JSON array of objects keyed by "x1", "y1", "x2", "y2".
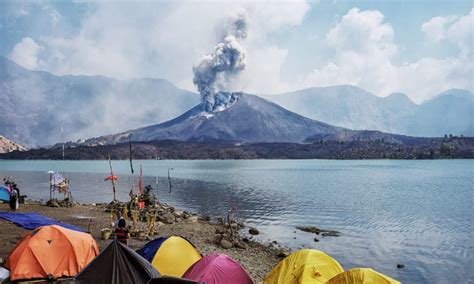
[{"x1": 0, "y1": 201, "x2": 281, "y2": 282}]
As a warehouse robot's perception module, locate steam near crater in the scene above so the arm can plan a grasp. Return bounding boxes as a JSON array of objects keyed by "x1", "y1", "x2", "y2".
[{"x1": 192, "y1": 13, "x2": 248, "y2": 112}]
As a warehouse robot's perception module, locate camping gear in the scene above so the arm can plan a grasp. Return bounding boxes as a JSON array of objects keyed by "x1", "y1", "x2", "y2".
[
  {"x1": 149, "y1": 276, "x2": 201, "y2": 283},
  {"x1": 6, "y1": 225, "x2": 98, "y2": 281},
  {"x1": 52, "y1": 172, "x2": 69, "y2": 194},
  {"x1": 48, "y1": 171, "x2": 71, "y2": 203},
  {"x1": 75, "y1": 239, "x2": 160, "y2": 284},
  {"x1": 326, "y1": 268, "x2": 400, "y2": 284},
  {"x1": 0, "y1": 267, "x2": 9, "y2": 282},
  {"x1": 137, "y1": 236, "x2": 201, "y2": 277},
  {"x1": 0, "y1": 186, "x2": 10, "y2": 202},
  {"x1": 183, "y1": 253, "x2": 253, "y2": 284},
  {"x1": 263, "y1": 249, "x2": 344, "y2": 284},
  {"x1": 0, "y1": 212, "x2": 85, "y2": 231},
  {"x1": 101, "y1": 228, "x2": 112, "y2": 240}
]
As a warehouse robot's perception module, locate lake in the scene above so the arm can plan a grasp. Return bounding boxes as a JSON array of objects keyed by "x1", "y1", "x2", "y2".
[{"x1": 0, "y1": 159, "x2": 472, "y2": 283}]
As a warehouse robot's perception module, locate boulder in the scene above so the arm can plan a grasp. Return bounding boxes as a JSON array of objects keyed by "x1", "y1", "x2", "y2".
[
  {"x1": 186, "y1": 216, "x2": 199, "y2": 223},
  {"x1": 220, "y1": 239, "x2": 233, "y2": 249},
  {"x1": 277, "y1": 249, "x2": 290, "y2": 258},
  {"x1": 160, "y1": 213, "x2": 175, "y2": 224},
  {"x1": 234, "y1": 240, "x2": 247, "y2": 249},
  {"x1": 213, "y1": 234, "x2": 223, "y2": 244},
  {"x1": 215, "y1": 227, "x2": 226, "y2": 234},
  {"x1": 249, "y1": 228, "x2": 259, "y2": 235}
]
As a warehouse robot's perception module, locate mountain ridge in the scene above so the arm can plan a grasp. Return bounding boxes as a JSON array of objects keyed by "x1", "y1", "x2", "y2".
[
  {"x1": 0, "y1": 135, "x2": 27, "y2": 154},
  {"x1": 2, "y1": 56, "x2": 472, "y2": 147},
  {"x1": 81, "y1": 92, "x2": 345, "y2": 145},
  {"x1": 0, "y1": 56, "x2": 199, "y2": 146},
  {"x1": 264, "y1": 86, "x2": 473, "y2": 137}
]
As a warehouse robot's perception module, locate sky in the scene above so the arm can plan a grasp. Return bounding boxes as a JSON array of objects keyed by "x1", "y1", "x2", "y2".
[{"x1": 1, "y1": 0, "x2": 473, "y2": 103}]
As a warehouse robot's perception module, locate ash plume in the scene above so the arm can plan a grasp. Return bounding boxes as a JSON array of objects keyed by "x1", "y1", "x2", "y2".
[{"x1": 193, "y1": 13, "x2": 248, "y2": 112}]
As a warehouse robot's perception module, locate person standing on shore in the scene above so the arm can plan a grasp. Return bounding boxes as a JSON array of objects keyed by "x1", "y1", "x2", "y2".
[
  {"x1": 114, "y1": 219, "x2": 130, "y2": 246},
  {"x1": 112, "y1": 210, "x2": 124, "y2": 228}
]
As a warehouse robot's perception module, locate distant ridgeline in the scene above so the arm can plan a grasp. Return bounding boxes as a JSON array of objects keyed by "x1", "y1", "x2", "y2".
[
  {"x1": 1, "y1": 56, "x2": 473, "y2": 148},
  {"x1": 2, "y1": 90, "x2": 473, "y2": 160},
  {"x1": 2, "y1": 136, "x2": 473, "y2": 160}
]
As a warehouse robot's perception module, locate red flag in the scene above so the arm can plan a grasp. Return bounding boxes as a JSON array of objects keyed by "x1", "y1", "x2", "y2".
[{"x1": 104, "y1": 175, "x2": 118, "y2": 181}]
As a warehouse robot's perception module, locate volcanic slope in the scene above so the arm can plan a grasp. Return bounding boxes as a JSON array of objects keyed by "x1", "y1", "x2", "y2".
[{"x1": 83, "y1": 93, "x2": 344, "y2": 145}]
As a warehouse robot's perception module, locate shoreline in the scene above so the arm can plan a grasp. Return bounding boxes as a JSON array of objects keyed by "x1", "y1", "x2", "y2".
[
  {"x1": 2, "y1": 137, "x2": 473, "y2": 160},
  {"x1": 0, "y1": 200, "x2": 284, "y2": 282}
]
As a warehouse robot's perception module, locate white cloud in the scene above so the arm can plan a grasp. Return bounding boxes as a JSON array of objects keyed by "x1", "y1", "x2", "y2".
[
  {"x1": 422, "y1": 16, "x2": 457, "y2": 42},
  {"x1": 9, "y1": 37, "x2": 42, "y2": 69},
  {"x1": 422, "y1": 9, "x2": 473, "y2": 57},
  {"x1": 7, "y1": 2, "x2": 471, "y2": 103},
  {"x1": 445, "y1": 8, "x2": 474, "y2": 57},
  {"x1": 241, "y1": 45, "x2": 293, "y2": 94},
  {"x1": 12, "y1": 0, "x2": 310, "y2": 95},
  {"x1": 327, "y1": 8, "x2": 396, "y2": 57},
  {"x1": 300, "y1": 8, "x2": 473, "y2": 102}
]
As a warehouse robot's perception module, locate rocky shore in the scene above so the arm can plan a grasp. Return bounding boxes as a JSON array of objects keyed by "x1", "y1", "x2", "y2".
[{"x1": 0, "y1": 201, "x2": 285, "y2": 282}]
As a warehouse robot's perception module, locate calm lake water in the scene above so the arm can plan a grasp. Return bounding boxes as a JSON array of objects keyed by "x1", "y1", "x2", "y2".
[{"x1": 0, "y1": 159, "x2": 472, "y2": 283}]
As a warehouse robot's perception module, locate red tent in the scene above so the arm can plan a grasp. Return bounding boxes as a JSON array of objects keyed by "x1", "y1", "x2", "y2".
[{"x1": 183, "y1": 254, "x2": 252, "y2": 284}]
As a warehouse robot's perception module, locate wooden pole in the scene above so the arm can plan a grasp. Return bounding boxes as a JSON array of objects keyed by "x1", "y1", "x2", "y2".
[
  {"x1": 129, "y1": 135, "x2": 134, "y2": 195},
  {"x1": 155, "y1": 155, "x2": 159, "y2": 202},
  {"x1": 168, "y1": 168, "x2": 173, "y2": 193},
  {"x1": 108, "y1": 155, "x2": 116, "y2": 202},
  {"x1": 49, "y1": 173, "x2": 53, "y2": 200}
]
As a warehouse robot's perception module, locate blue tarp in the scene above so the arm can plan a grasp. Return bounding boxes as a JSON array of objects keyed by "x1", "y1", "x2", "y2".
[
  {"x1": 0, "y1": 186, "x2": 10, "y2": 202},
  {"x1": 136, "y1": 237, "x2": 168, "y2": 262},
  {"x1": 0, "y1": 212, "x2": 85, "y2": 232}
]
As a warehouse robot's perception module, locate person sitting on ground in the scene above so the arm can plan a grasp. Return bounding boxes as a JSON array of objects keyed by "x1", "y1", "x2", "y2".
[{"x1": 114, "y1": 218, "x2": 130, "y2": 245}]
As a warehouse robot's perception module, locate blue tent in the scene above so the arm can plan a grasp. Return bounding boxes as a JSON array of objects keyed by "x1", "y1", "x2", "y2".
[
  {"x1": 136, "y1": 237, "x2": 167, "y2": 262},
  {"x1": 0, "y1": 186, "x2": 10, "y2": 202}
]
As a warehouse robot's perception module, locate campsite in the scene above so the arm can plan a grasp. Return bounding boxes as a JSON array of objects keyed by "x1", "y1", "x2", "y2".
[
  {"x1": 1, "y1": 0, "x2": 472, "y2": 283},
  {"x1": 0, "y1": 199, "x2": 401, "y2": 283},
  {"x1": 0, "y1": 201, "x2": 278, "y2": 282}
]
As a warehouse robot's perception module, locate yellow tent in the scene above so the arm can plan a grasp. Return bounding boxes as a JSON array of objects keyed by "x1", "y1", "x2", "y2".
[
  {"x1": 263, "y1": 249, "x2": 344, "y2": 284},
  {"x1": 150, "y1": 236, "x2": 202, "y2": 277},
  {"x1": 327, "y1": 268, "x2": 400, "y2": 284}
]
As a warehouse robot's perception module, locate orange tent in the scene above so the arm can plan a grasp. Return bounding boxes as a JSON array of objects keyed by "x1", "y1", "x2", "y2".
[{"x1": 6, "y1": 225, "x2": 99, "y2": 281}]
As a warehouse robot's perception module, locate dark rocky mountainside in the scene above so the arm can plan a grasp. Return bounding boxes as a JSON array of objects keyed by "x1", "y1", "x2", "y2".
[
  {"x1": 81, "y1": 93, "x2": 344, "y2": 145},
  {"x1": 3, "y1": 137, "x2": 472, "y2": 160}
]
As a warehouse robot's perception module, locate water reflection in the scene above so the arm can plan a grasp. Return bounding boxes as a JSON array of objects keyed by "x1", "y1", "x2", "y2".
[{"x1": 0, "y1": 159, "x2": 473, "y2": 283}]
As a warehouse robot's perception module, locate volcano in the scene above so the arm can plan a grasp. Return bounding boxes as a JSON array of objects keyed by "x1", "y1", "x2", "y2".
[{"x1": 82, "y1": 92, "x2": 344, "y2": 145}]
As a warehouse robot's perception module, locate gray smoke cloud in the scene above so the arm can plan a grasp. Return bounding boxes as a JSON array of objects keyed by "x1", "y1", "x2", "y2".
[{"x1": 193, "y1": 13, "x2": 248, "y2": 112}]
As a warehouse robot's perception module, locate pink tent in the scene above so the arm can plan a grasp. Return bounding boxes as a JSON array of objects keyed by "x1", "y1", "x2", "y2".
[{"x1": 183, "y1": 254, "x2": 253, "y2": 284}]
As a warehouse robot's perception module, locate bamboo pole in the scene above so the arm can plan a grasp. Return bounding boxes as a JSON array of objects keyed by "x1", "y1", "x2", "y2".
[{"x1": 108, "y1": 155, "x2": 116, "y2": 202}]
